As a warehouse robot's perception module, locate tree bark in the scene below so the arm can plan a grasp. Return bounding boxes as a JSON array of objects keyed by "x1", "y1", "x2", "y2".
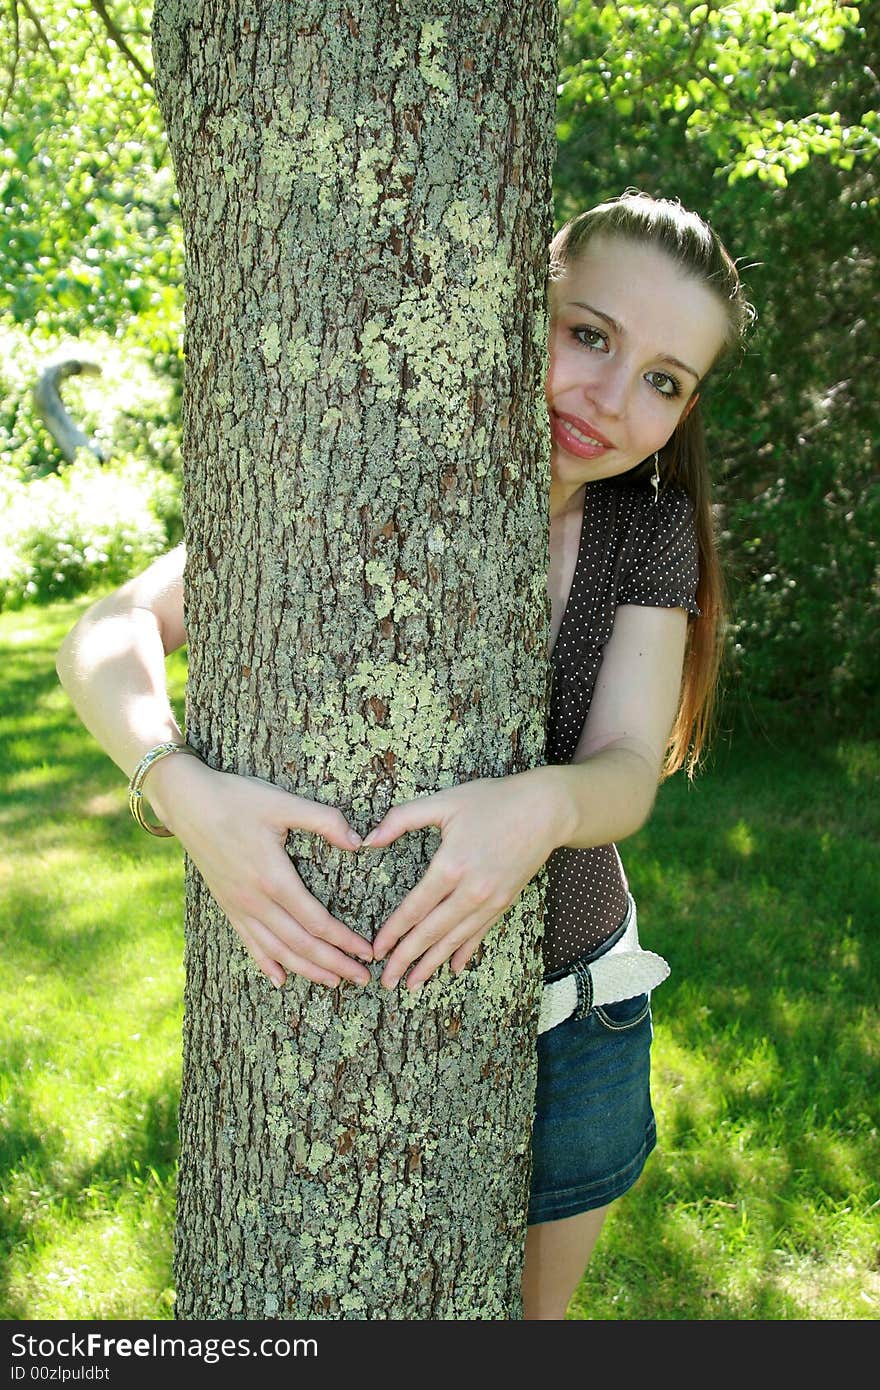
[{"x1": 152, "y1": 0, "x2": 557, "y2": 1319}]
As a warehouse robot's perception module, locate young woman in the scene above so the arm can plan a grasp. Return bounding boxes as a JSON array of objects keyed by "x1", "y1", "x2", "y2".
[{"x1": 55, "y1": 192, "x2": 754, "y2": 1320}]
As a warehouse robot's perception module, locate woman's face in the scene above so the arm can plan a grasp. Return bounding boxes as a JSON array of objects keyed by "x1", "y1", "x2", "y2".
[{"x1": 545, "y1": 234, "x2": 730, "y2": 502}]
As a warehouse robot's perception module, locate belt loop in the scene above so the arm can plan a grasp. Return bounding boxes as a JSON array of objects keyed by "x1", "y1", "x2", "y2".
[{"x1": 571, "y1": 957, "x2": 593, "y2": 1019}]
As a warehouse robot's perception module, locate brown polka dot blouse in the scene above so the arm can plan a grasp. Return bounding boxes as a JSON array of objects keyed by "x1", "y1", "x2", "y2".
[{"x1": 543, "y1": 477, "x2": 700, "y2": 978}]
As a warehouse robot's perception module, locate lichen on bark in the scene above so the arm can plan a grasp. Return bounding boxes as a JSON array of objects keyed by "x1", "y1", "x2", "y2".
[{"x1": 153, "y1": 0, "x2": 558, "y2": 1319}]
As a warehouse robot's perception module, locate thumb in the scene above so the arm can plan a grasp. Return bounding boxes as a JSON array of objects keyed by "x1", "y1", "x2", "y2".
[
  {"x1": 362, "y1": 793, "x2": 444, "y2": 848},
  {"x1": 284, "y1": 794, "x2": 363, "y2": 851}
]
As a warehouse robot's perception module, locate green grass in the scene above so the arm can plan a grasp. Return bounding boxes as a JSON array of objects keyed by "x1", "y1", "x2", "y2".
[
  {"x1": 573, "y1": 723, "x2": 880, "y2": 1319},
  {"x1": 2, "y1": 595, "x2": 878, "y2": 1320},
  {"x1": 1, "y1": 594, "x2": 187, "y2": 1320}
]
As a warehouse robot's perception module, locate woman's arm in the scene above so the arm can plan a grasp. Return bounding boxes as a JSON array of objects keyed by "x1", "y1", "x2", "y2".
[
  {"x1": 55, "y1": 546, "x2": 373, "y2": 989},
  {"x1": 546, "y1": 602, "x2": 689, "y2": 847},
  {"x1": 366, "y1": 604, "x2": 689, "y2": 989},
  {"x1": 55, "y1": 542, "x2": 190, "y2": 783}
]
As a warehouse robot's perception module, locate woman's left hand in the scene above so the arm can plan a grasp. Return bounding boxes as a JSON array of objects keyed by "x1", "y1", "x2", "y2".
[{"x1": 364, "y1": 770, "x2": 568, "y2": 991}]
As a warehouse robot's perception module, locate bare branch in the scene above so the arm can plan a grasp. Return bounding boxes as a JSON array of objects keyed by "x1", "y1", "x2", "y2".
[
  {"x1": 89, "y1": 0, "x2": 153, "y2": 87},
  {"x1": 18, "y1": 0, "x2": 52, "y2": 57},
  {"x1": 33, "y1": 360, "x2": 107, "y2": 466},
  {"x1": 17, "y1": 0, "x2": 72, "y2": 102},
  {"x1": 1, "y1": 0, "x2": 21, "y2": 118}
]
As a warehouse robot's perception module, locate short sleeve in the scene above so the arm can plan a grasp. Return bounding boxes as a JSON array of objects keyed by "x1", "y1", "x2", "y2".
[{"x1": 616, "y1": 486, "x2": 701, "y2": 616}]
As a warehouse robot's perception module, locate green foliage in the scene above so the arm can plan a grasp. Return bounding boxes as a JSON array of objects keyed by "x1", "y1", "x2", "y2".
[
  {"x1": 719, "y1": 180, "x2": 879, "y2": 725},
  {"x1": 557, "y1": 1, "x2": 877, "y2": 188},
  {"x1": 0, "y1": 315, "x2": 181, "y2": 611},
  {"x1": 0, "y1": 452, "x2": 179, "y2": 610},
  {"x1": 724, "y1": 472, "x2": 879, "y2": 720},
  {"x1": 0, "y1": 0, "x2": 182, "y2": 609},
  {"x1": 0, "y1": 320, "x2": 181, "y2": 478},
  {"x1": 0, "y1": 0, "x2": 181, "y2": 347}
]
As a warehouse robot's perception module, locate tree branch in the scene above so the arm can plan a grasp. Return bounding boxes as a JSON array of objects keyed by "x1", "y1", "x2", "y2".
[
  {"x1": 1, "y1": 0, "x2": 21, "y2": 118},
  {"x1": 33, "y1": 360, "x2": 106, "y2": 466},
  {"x1": 17, "y1": 0, "x2": 73, "y2": 102},
  {"x1": 89, "y1": 0, "x2": 153, "y2": 87},
  {"x1": 18, "y1": 0, "x2": 51, "y2": 55}
]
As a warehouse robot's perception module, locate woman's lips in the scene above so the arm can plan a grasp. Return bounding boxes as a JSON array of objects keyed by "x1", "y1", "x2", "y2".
[{"x1": 551, "y1": 411, "x2": 614, "y2": 459}]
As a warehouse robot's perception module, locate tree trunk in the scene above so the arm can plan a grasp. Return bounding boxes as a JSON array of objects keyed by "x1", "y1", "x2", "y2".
[{"x1": 152, "y1": 0, "x2": 557, "y2": 1320}]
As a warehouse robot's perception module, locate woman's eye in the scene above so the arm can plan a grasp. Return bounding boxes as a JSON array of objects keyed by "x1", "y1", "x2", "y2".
[
  {"x1": 572, "y1": 325, "x2": 608, "y2": 352},
  {"x1": 646, "y1": 371, "x2": 681, "y2": 399}
]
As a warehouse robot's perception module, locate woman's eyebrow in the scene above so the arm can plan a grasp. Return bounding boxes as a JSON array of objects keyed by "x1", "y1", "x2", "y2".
[
  {"x1": 567, "y1": 299, "x2": 700, "y2": 383},
  {"x1": 658, "y1": 352, "x2": 700, "y2": 383},
  {"x1": 568, "y1": 299, "x2": 622, "y2": 333}
]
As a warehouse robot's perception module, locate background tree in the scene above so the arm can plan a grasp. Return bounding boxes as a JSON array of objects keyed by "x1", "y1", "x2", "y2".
[{"x1": 151, "y1": 0, "x2": 557, "y2": 1319}]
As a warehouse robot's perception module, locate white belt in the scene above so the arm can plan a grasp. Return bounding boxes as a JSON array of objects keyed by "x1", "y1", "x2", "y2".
[{"x1": 538, "y1": 898, "x2": 670, "y2": 1035}]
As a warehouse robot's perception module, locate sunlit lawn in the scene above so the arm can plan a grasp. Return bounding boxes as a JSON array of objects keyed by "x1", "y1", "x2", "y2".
[{"x1": 2, "y1": 594, "x2": 878, "y2": 1320}]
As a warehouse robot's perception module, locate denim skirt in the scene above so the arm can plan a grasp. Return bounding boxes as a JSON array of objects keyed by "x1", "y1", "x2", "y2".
[{"x1": 527, "y1": 981, "x2": 656, "y2": 1226}]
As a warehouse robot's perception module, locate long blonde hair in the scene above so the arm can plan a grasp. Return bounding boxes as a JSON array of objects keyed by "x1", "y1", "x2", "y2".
[{"x1": 550, "y1": 191, "x2": 755, "y2": 776}]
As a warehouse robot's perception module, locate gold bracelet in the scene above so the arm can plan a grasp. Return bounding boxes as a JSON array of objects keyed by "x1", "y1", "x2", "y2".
[{"x1": 128, "y1": 741, "x2": 202, "y2": 837}]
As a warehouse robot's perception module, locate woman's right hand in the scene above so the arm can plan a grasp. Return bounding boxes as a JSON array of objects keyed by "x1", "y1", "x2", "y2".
[{"x1": 146, "y1": 755, "x2": 373, "y2": 989}]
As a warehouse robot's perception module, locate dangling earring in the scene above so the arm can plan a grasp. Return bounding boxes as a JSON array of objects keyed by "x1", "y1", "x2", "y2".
[{"x1": 651, "y1": 451, "x2": 660, "y2": 504}]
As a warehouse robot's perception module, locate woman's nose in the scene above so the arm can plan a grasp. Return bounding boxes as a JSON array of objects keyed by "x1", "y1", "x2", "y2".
[{"x1": 585, "y1": 361, "x2": 628, "y2": 417}]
